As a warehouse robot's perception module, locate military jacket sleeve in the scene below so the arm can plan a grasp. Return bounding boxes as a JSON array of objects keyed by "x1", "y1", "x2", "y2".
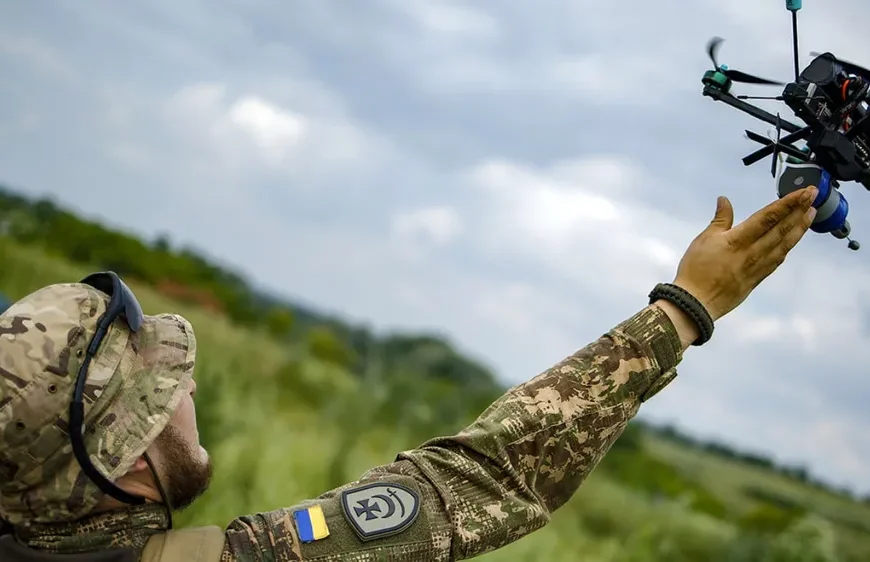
[{"x1": 220, "y1": 304, "x2": 683, "y2": 561}]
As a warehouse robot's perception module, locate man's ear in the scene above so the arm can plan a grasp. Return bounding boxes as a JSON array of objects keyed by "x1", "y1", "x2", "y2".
[{"x1": 127, "y1": 455, "x2": 151, "y2": 475}]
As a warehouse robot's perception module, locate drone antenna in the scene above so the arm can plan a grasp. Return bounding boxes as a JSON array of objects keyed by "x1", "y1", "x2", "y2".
[{"x1": 786, "y1": 1, "x2": 801, "y2": 80}]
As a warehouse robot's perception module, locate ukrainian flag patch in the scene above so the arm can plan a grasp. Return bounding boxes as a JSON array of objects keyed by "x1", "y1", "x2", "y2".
[{"x1": 293, "y1": 504, "x2": 330, "y2": 543}]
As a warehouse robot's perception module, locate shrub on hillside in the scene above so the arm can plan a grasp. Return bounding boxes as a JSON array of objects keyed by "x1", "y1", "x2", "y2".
[
  {"x1": 720, "y1": 515, "x2": 837, "y2": 562},
  {"x1": 737, "y1": 503, "x2": 807, "y2": 535},
  {"x1": 265, "y1": 307, "x2": 295, "y2": 338},
  {"x1": 307, "y1": 326, "x2": 357, "y2": 369},
  {"x1": 598, "y1": 448, "x2": 729, "y2": 520}
]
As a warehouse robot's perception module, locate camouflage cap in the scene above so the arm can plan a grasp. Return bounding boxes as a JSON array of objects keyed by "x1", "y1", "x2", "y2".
[{"x1": 0, "y1": 282, "x2": 196, "y2": 525}]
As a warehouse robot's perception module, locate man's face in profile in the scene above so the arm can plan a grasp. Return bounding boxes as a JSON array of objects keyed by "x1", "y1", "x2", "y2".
[
  {"x1": 154, "y1": 424, "x2": 213, "y2": 511},
  {"x1": 154, "y1": 377, "x2": 213, "y2": 511}
]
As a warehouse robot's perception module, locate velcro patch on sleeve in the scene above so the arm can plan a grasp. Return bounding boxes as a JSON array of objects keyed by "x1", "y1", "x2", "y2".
[
  {"x1": 340, "y1": 482, "x2": 420, "y2": 542},
  {"x1": 293, "y1": 504, "x2": 330, "y2": 543},
  {"x1": 293, "y1": 474, "x2": 433, "y2": 559}
]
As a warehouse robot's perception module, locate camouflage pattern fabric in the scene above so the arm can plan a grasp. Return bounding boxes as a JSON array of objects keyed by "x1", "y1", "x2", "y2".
[
  {"x1": 9, "y1": 502, "x2": 167, "y2": 555},
  {"x1": 5, "y1": 298, "x2": 681, "y2": 560},
  {"x1": 0, "y1": 283, "x2": 196, "y2": 525}
]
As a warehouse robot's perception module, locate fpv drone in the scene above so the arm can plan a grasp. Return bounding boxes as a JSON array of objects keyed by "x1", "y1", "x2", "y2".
[{"x1": 702, "y1": 0, "x2": 868, "y2": 251}]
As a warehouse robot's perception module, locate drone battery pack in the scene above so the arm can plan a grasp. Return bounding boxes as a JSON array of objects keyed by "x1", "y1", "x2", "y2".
[
  {"x1": 777, "y1": 162, "x2": 823, "y2": 199},
  {"x1": 778, "y1": 162, "x2": 851, "y2": 238}
]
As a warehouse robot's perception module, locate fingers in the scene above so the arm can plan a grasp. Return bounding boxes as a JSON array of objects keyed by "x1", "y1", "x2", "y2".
[
  {"x1": 752, "y1": 214, "x2": 815, "y2": 286},
  {"x1": 752, "y1": 191, "x2": 817, "y2": 263},
  {"x1": 726, "y1": 188, "x2": 816, "y2": 248}
]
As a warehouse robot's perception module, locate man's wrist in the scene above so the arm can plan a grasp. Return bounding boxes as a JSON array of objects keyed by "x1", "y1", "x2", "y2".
[
  {"x1": 614, "y1": 304, "x2": 682, "y2": 375},
  {"x1": 651, "y1": 299, "x2": 701, "y2": 352}
]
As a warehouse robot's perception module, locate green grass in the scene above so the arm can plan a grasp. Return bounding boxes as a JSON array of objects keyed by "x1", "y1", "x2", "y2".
[
  {"x1": 645, "y1": 435, "x2": 870, "y2": 559},
  {"x1": 646, "y1": 435, "x2": 870, "y2": 522},
  {"x1": 2, "y1": 236, "x2": 869, "y2": 561}
]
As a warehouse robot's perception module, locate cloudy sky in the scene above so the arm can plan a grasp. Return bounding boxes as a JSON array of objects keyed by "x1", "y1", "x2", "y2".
[{"x1": 1, "y1": 0, "x2": 868, "y2": 495}]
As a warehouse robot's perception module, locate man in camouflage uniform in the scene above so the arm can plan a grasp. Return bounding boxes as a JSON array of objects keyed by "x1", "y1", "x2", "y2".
[{"x1": 0, "y1": 189, "x2": 818, "y2": 560}]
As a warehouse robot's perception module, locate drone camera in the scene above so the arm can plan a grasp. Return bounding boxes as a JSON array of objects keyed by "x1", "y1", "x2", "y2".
[{"x1": 799, "y1": 54, "x2": 841, "y2": 88}]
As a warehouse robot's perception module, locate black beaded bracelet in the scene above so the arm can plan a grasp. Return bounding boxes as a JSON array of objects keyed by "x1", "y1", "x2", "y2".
[{"x1": 648, "y1": 283, "x2": 714, "y2": 346}]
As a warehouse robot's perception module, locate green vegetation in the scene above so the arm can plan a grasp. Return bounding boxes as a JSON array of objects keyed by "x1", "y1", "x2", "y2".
[{"x1": 2, "y1": 185, "x2": 869, "y2": 560}]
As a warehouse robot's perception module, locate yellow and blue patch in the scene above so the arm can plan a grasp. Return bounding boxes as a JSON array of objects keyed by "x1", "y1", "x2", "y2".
[{"x1": 293, "y1": 505, "x2": 330, "y2": 543}]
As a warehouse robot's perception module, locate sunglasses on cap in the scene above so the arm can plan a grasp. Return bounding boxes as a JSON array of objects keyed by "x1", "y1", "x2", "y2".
[{"x1": 69, "y1": 271, "x2": 147, "y2": 506}]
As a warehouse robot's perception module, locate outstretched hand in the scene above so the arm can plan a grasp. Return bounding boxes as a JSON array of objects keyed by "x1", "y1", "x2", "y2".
[{"x1": 671, "y1": 187, "x2": 817, "y2": 322}]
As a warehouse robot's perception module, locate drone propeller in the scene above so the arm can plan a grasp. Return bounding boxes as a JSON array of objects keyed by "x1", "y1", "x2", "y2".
[
  {"x1": 743, "y1": 120, "x2": 811, "y2": 171},
  {"x1": 707, "y1": 37, "x2": 785, "y2": 85},
  {"x1": 771, "y1": 115, "x2": 783, "y2": 177}
]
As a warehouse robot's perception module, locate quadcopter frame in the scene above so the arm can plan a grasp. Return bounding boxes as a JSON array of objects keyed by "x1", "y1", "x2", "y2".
[
  {"x1": 701, "y1": 81, "x2": 806, "y2": 167},
  {"x1": 701, "y1": 33, "x2": 870, "y2": 189},
  {"x1": 699, "y1": 2, "x2": 870, "y2": 251}
]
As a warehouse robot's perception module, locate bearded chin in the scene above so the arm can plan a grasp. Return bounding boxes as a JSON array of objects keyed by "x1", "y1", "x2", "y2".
[{"x1": 154, "y1": 425, "x2": 213, "y2": 512}]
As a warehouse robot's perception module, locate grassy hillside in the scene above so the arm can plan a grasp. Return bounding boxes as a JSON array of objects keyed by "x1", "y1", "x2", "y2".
[{"x1": 2, "y1": 195, "x2": 869, "y2": 560}]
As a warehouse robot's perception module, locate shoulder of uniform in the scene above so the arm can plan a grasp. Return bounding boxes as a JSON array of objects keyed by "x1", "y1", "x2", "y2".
[
  {"x1": 222, "y1": 464, "x2": 448, "y2": 561},
  {"x1": 141, "y1": 525, "x2": 225, "y2": 562}
]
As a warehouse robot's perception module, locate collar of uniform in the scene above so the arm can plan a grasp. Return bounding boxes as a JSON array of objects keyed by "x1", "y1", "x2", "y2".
[{"x1": 11, "y1": 503, "x2": 169, "y2": 554}]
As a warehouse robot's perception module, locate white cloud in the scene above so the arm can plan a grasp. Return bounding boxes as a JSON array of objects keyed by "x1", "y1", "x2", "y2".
[
  {"x1": 105, "y1": 143, "x2": 151, "y2": 170},
  {"x1": 465, "y1": 156, "x2": 692, "y2": 297},
  {"x1": 393, "y1": 0, "x2": 500, "y2": 39},
  {"x1": 722, "y1": 310, "x2": 816, "y2": 348},
  {"x1": 0, "y1": 34, "x2": 79, "y2": 83},
  {"x1": 138, "y1": 80, "x2": 399, "y2": 195},
  {"x1": 469, "y1": 282, "x2": 572, "y2": 349},
  {"x1": 162, "y1": 83, "x2": 308, "y2": 170},
  {"x1": 225, "y1": 96, "x2": 308, "y2": 164},
  {"x1": 801, "y1": 419, "x2": 870, "y2": 487},
  {"x1": 540, "y1": 53, "x2": 698, "y2": 103},
  {"x1": 391, "y1": 206, "x2": 463, "y2": 246}
]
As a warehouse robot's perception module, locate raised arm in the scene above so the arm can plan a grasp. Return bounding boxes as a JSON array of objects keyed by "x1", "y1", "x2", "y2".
[
  {"x1": 221, "y1": 188, "x2": 817, "y2": 561},
  {"x1": 388, "y1": 302, "x2": 684, "y2": 558}
]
